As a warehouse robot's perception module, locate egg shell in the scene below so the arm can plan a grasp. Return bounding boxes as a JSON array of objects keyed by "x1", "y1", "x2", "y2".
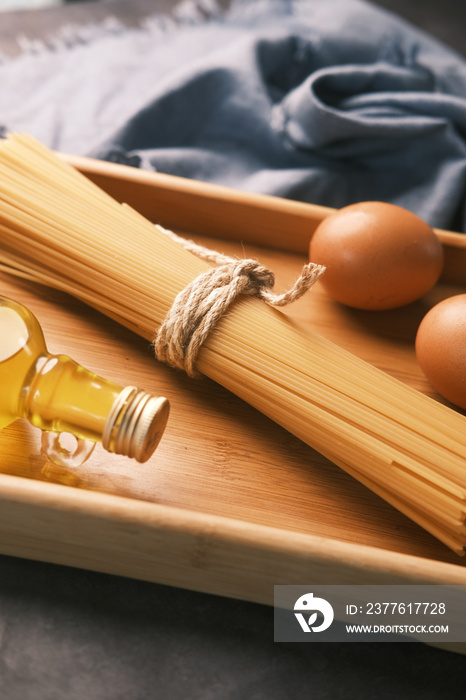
[
  {"x1": 415, "y1": 294, "x2": 466, "y2": 410},
  {"x1": 309, "y1": 201, "x2": 444, "y2": 310}
]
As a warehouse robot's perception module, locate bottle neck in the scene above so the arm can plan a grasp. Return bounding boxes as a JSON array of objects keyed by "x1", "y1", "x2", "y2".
[
  {"x1": 21, "y1": 353, "x2": 122, "y2": 443},
  {"x1": 20, "y1": 353, "x2": 170, "y2": 463}
]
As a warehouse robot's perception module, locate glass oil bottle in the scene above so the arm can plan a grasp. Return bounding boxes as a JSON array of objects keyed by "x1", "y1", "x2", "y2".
[{"x1": 0, "y1": 296, "x2": 170, "y2": 468}]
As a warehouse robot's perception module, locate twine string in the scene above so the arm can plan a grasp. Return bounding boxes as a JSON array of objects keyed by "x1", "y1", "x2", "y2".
[{"x1": 153, "y1": 226, "x2": 325, "y2": 377}]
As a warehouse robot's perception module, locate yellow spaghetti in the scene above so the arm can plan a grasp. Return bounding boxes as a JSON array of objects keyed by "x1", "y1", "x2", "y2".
[{"x1": 0, "y1": 132, "x2": 465, "y2": 553}]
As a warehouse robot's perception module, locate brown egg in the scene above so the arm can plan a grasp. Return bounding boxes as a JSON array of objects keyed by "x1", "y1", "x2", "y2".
[
  {"x1": 415, "y1": 295, "x2": 466, "y2": 410},
  {"x1": 309, "y1": 201, "x2": 444, "y2": 310}
]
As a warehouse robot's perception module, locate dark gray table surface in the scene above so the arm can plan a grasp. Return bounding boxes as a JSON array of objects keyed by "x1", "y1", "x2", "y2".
[{"x1": 1, "y1": 2, "x2": 466, "y2": 698}]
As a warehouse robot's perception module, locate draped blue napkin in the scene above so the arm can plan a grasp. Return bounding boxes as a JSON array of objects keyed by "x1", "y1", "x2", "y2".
[{"x1": 1, "y1": 0, "x2": 466, "y2": 231}]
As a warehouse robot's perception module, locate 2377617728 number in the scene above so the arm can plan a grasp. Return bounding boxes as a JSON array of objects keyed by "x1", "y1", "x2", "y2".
[{"x1": 365, "y1": 602, "x2": 446, "y2": 615}]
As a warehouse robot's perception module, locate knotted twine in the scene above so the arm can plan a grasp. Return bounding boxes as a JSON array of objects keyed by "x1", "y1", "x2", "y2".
[{"x1": 153, "y1": 226, "x2": 326, "y2": 377}]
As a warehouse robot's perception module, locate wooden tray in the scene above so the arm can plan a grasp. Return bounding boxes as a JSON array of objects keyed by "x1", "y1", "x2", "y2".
[{"x1": 2, "y1": 156, "x2": 466, "y2": 629}]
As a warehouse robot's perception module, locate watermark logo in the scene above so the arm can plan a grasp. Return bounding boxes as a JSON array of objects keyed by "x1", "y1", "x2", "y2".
[
  {"x1": 294, "y1": 592, "x2": 334, "y2": 633},
  {"x1": 275, "y1": 585, "x2": 466, "y2": 642}
]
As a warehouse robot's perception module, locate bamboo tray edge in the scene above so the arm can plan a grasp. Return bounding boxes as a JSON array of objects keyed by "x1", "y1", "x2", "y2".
[
  {"x1": 61, "y1": 153, "x2": 466, "y2": 286},
  {"x1": 2, "y1": 471, "x2": 466, "y2": 597}
]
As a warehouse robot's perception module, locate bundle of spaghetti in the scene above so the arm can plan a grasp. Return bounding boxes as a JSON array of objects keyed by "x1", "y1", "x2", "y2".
[{"x1": 0, "y1": 133, "x2": 466, "y2": 554}]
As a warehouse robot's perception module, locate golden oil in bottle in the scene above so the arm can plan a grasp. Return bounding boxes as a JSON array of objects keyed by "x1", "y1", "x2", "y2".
[{"x1": 0, "y1": 296, "x2": 169, "y2": 466}]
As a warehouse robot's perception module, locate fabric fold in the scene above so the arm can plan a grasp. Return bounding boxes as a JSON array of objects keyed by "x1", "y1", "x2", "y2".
[{"x1": 1, "y1": 0, "x2": 466, "y2": 230}]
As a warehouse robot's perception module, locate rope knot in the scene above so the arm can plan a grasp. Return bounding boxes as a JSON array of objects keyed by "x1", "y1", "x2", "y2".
[
  {"x1": 153, "y1": 227, "x2": 325, "y2": 377},
  {"x1": 226, "y1": 258, "x2": 275, "y2": 295}
]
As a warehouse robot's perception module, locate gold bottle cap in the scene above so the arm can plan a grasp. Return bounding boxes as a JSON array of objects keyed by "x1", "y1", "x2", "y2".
[{"x1": 102, "y1": 386, "x2": 170, "y2": 463}]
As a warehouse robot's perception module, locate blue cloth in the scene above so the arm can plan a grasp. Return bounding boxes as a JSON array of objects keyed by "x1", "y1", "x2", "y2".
[{"x1": 2, "y1": 0, "x2": 466, "y2": 231}]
